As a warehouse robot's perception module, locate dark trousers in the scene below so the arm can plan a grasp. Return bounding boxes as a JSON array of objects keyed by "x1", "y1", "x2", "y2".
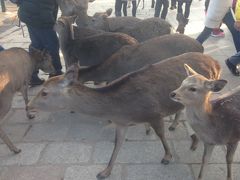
[
  {"x1": 115, "y1": 0, "x2": 122, "y2": 16},
  {"x1": 0, "y1": 45, "x2": 4, "y2": 52},
  {"x1": 27, "y1": 25, "x2": 62, "y2": 78},
  {"x1": 154, "y1": 0, "x2": 169, "y2": 19},
  {"x1": 171, "y1": 0, "x2": 176, "y2": 7},
  {"x1": 177, "y1": 0, "x2": 192, "y2": 19},
  {"x1": 196, "y1": 8, "x2": 240, "y2": 52},
  {"x1": 123, "y1": 1, "x2": 137, "y2": 17}
]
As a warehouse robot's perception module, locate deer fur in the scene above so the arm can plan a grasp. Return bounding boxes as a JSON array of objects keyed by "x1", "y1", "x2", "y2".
[
  {"x1": 170, "y1": 64, "x2": 240, "y2": 180},
  {"x1": 78, "y1": 8, "x2": 173, "y2": 42},
  {"x1": 55, "y1": 16, "x2": 138, "y2": 68},
  {"x1": 0, "y1": 47, "x2": 55, "y2": 153},
  {"x1": 28, "y1": 52, "x2": 221, "y2": 179}
]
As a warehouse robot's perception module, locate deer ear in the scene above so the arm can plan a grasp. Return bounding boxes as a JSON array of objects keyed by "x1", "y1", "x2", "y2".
[
  {"x1": 204, "y1": 79, "x2": 227, "y2": 92},
  {"x1": 106, "y1": 8, "x2": 112, "y2": 16},
  {"x1": 184, "y1": 64, "x2": 198, "y2": 76},
  {"x1": 64, "y1": 64, "x2": 80, "y2": 85}
]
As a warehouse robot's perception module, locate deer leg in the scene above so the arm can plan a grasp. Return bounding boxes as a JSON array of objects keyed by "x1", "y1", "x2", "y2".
[
  {"x1": 198, "y1": 143, "x2": 214, "y2": 180},
  {"x1": 145, "y1": 123, "x2": 151, "y2": 135},
  {"x1": 226, "y1": 143, "x2": 238, "y2": 180},
  {"x1": 21, "y1": 82, "x2": 35, "y2": 119},
  {"x1": 169, "y1": 111, "x2": 182, "y2": 131},
  {"x1": 0, "y1": 127, "x2": 21, "y2": 154},
  {"x1": 183, "y1": 121, "x2": 199, "y2": 151},
  {"x1": 97, "y1": 125, "x2": 127, "y2": 179},
  {"x1": 150, "y1": 119, "x2": 172, "y2": 164}
]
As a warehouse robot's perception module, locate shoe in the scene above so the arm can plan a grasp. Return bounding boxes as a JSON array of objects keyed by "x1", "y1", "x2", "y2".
[
  {"x1": 225, "y1": 59, "x2": 240, "y2": 76},
  {"x1": 29, "y1": 76, "x2": 45, "y2": 86},
  {"x1": 211, "y1": 30, "x2": 225, "y2": 38},
  {"x1": 49, "y1": 71, "x2": 64, "y2": 78}
]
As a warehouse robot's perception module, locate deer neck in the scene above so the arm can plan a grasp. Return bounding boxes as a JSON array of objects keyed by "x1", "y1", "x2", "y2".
[{"x1": 66, "y1": 85, "x2": 116, "y2": 119}]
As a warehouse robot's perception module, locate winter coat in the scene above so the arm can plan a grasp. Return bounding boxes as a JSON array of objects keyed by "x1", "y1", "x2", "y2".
[
  {"x1": 205, "y1": 0, "x2": 232, "y2": 28},
  {"x1": 18, "y1": 0, "x2": 58, "y2": 28}
]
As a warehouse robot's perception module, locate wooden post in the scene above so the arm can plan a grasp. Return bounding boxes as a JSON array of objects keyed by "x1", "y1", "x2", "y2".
[{"x1": 1, "y1": 0, "x2": 6, "y2": 12}]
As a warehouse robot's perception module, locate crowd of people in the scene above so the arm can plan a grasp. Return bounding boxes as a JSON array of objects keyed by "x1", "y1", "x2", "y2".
[{"x1": 0, "y1": 0, "x2": 240, "y2": 87}]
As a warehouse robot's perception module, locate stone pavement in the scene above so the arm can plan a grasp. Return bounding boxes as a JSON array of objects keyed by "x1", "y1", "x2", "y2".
[{"x1": 0, "y1": 0, "x2": 240, "y2": 180}]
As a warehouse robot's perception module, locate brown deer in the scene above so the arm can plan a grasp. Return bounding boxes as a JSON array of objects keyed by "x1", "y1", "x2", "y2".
[
  {"x1": 28, "y1": 52, "x2": 220, "y2": 179},
  {"x1": 0, "y1": 47, "x2": 55, "y2": 153},
  {"x1": 170, "y1": 64, "x2": 240, "y2": 180}
]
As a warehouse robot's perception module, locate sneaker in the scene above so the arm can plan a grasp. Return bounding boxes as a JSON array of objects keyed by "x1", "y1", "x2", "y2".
[
  {"x1": 29, "y1": 76, "x2": 45, "y2": 86},
  {"x1": 225, "y1": 59, "x2": 240, "y2": 76},
  {"x1": 211, "y1": 30, "x2": 225, "y2": 37},
  {"x1": 49, "y1": 71, "x2": 64, "y2": 78}
]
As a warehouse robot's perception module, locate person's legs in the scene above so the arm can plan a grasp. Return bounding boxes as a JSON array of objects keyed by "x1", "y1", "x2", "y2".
[
  {"x1": 122, "y1": 1, "x2": 128, "y2": 16},
  {"x1": 154, "y1": 0, "x2": 162, "y2": 17},
  {"x1": 27, "y1": 25, "x2": 45, "y2": 85},
  {"x1": 39, "y1": 28, "x2": 62, "y2": 74},
  {"x1": 196, "y1": 26, "x2": 213, "y2": 44},
  {"x1": 115, "y1": 0, "x2": 122, "y2": 16},
  {"x1": 223, "y1": 9, "x2": 240, "y2": 52},
  {"x1": 132, "y1": 1, "x2": 137, "y2": 17},
  {"x1": 170, "y1": 0, "x2": 176, "y2": 10},
  {"x1": 161, "y1": 0, "x2": 169, "y2": 19},
  {"x1": 177, "y1": 1, "x2": 183, "y2": 14},
  {"x1": 184, "y1": 0, "x2": 192, "y2": 19}
]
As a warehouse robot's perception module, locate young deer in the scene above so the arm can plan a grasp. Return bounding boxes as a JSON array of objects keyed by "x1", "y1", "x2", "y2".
[
  {"x1": 28, "y1": 52, "x2": 220, "y2": 179},
  {"x1": 170, "y1": 64, "x2": 239, "y2": 180},
  {"x1": 0, "y1": 47, "x2": 55, "y2": 153}
]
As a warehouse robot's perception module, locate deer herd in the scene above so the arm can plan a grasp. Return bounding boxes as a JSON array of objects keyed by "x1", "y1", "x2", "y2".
[{"x1": 0, "y1": 0, "x2": 239, "y2": 180}]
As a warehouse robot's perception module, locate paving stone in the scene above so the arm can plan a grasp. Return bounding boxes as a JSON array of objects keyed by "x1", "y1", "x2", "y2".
[
  {"x1": 40, "y1": 142, "x2": 92, "y2": 164},
  {"x1": 0, "y1": 143, "x2": 45, "y2": 166},
  {"x1": 192, "y1": 164, "x2": 240, "y2": 180},
  {"x1": 93, "y1": 141, "x2": 172, "y2": 164},
  {"x1": 23, "y1": 122, "x2": 70, "y2": 142},
  {"x1": 0, "y1": 165, "x2": 65, "y2": 180},
  {"x1": 64, "y1": 165, "x2": 122, "y2": 180},
  {"x1": 173, "y1": 141, "x2": 229, "y2": 164},
  {"x1": 66, "y1": 118, "x2": 115, "y2": 142},
  {"x1": 0, "y1": 123, "x2": 29, "y2": 143},
  {"x1": 126, "y1": 164, "x2": 193, "y2": 180},
  {"x1": 11, "y1": 95, "x2": 25, "y2": 109}
]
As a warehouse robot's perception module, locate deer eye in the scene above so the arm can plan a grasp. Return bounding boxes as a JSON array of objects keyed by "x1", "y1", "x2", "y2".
[
  {"x1": 41, "y1": 90, "x2": 48, "y2": 97},
  {"x1": 188, "y1": 87, "x2": 196, "y2": 92}
]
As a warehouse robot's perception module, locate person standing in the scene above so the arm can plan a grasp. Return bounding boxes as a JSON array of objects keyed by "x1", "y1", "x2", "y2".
[
  {"x1": 154, "y1": 0, "x2": 169, "y2": 19},
  {"x1": 226, "y1": 0, "x2": 240, "y2": 76},
  {"x1": 18, "y1": 0, "x2": 63, "y2": 86},
  {"x1": 122, "y1": 0, "x2": 137, "y2": 17},
  {"x1": 196, "y1": 0, "x2": 240, "y2": 52}
]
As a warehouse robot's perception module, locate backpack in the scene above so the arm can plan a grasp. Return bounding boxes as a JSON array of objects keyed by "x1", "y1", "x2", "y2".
[{"x1": 9, "y1": 0, "x2": 22, "y2": 5}]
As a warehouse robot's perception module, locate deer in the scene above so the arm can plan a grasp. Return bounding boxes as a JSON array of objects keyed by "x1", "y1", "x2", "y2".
[
  {"x1": 170, "y1": 64, "x2": 240, "y2": 180},
  {"x1": 78, "y1": 8, "x2": 173, "y2": 42},
  {"x1": 54, "y1": 16, "x2": 138, "y2": 68},
  {"x1": 28, "y1": 52, "x2": 221, "y2": 179},
  {"x1": 0, "y1": 47, "x2": 55, "y2": 153}
]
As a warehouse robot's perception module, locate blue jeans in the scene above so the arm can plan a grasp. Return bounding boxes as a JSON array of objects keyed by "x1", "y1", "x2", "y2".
[
  {"x1": 27, "y1": 25, "x2": 62, "y2": 77},
  {"x1": 196, "y1": 8, "x2": 240, "y2": 52},
  {"x1": 0, "y1": 45, "x2": 4, "y2": 52},
  {"x1": 154, "y1": 0, "x2": 169, "y2": 19},
  {"x1": 229, "y1": 51, "x2": 240, "y2": 66}
]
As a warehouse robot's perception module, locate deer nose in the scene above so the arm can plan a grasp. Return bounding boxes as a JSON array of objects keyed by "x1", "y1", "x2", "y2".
[{"x1": 169, "y1": 92, "x2": 176, "y2": 98}]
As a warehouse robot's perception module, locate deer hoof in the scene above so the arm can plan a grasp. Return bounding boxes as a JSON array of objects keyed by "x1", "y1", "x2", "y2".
[
  {"x1": 190, "y1": 134, "x2": 199, "y2": 151},
  {"x1": 96, "y1": 169, "x2": 111, "y2": 179},
  {"x1": 27, "y1": 113, "x2": 35, "y2": 119},
  {"x1": 161, "y1": 158, "x2": 170, "y2": 165},
  {"x1": 13, "y1": 148, "x2": 21, "y2": 154},
  {"x1": 168, "y1": 126, "x2": 175, "y2": 131}
]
